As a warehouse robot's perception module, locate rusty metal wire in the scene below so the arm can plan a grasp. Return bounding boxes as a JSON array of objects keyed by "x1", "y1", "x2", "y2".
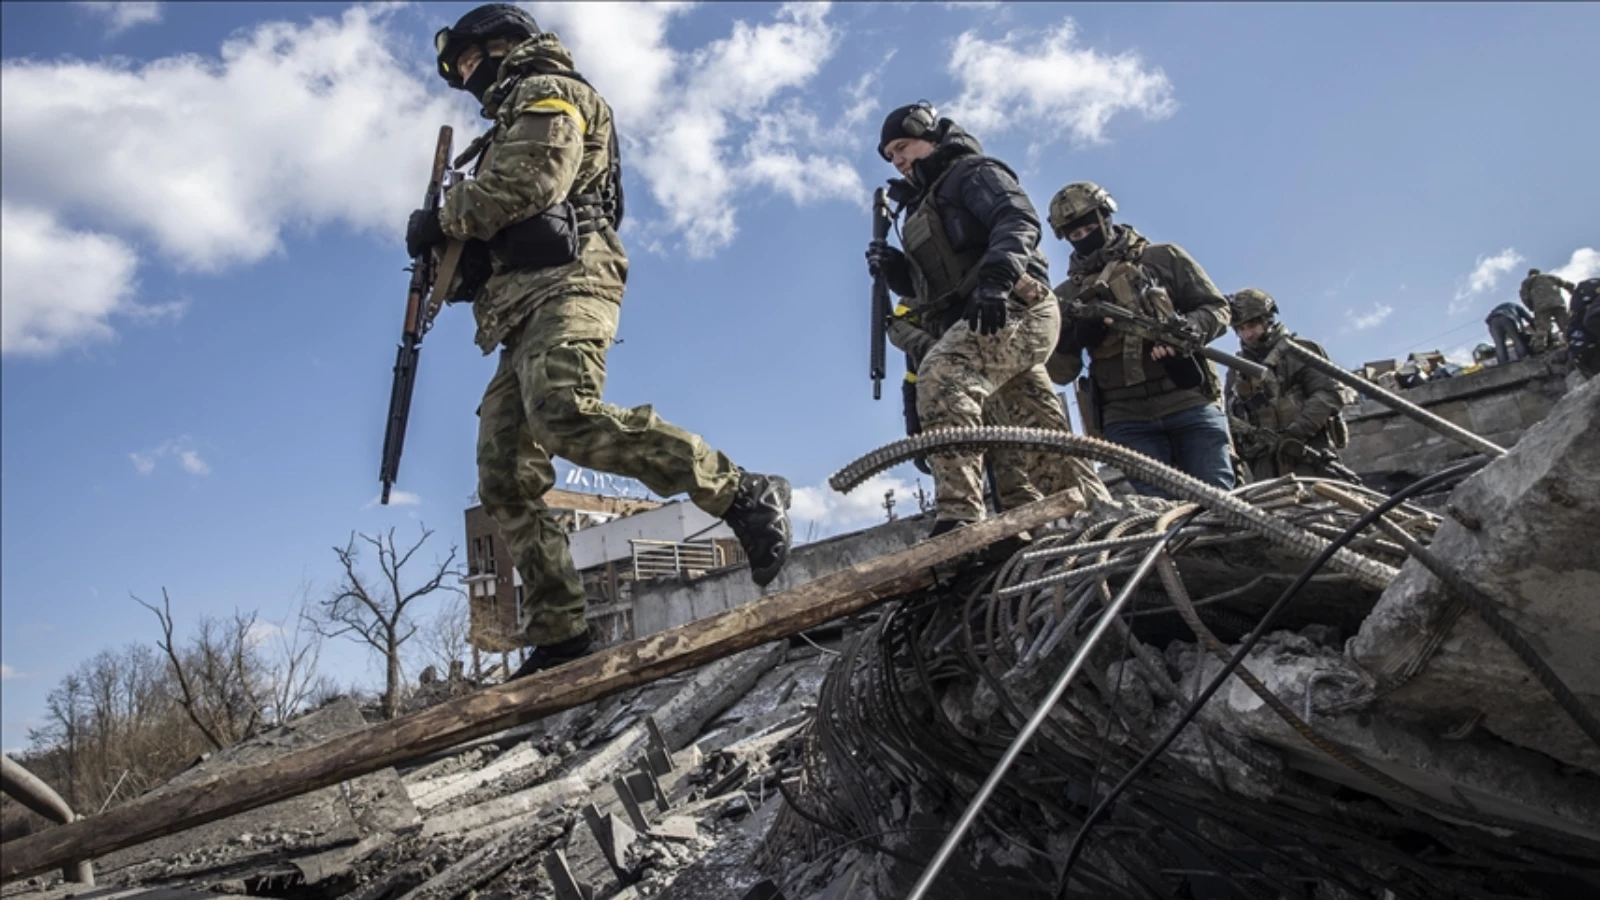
[{"x1": 761, "y1": 476, "x2": 1600, "y2": 900}]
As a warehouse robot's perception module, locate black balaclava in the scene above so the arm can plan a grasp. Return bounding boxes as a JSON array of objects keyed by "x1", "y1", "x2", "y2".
[
  {"x1": 463, "y1": 49, "x2": 502, "y2": 102},
  {"x1": 1064, "y1": 212, "x2": 1109, "y2": 256}
]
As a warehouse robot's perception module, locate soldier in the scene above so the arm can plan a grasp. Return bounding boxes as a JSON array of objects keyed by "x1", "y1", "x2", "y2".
[
  {"x1": 1569, "y1": 277, "x2": 1600, "y2": 379},
  {"x1": 405, "y1": 5, "x2": 793, "y2": 678},
  {"x1": 1223, "y1": 289, "x2": 1349, "y2": 482},
  {"x1": 1484, "y1": 301, "x2": 1535, "y2": 365},
  {"x1": 865, "y1": 103, "x2": 1105, "y2": 535},
  {"x1": 1044, "y1": 183, "x2": 1234, "y2": 497},
  {"x1": 1519, "y1": 267, "x2": 1576, "y2": 353}
]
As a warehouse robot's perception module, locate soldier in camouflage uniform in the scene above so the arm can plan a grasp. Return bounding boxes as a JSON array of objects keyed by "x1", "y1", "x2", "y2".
[
  {"x1": 866, "y1": 104, "x2": 1105, "y2": 534},
  {"x1": 406, "y1": 5, "x2": 792, "y2": 677},
  {"x1": 885, "y1": 304, "x2": 1110, "y2": 515},
  {"x1": 1044, "y1": 182, "x2": 1234, "y2": 497},
  {"x1": 1519, "y1": 268, "x2": 1576, "y2": 353},
  {"x1": 1223, "y1": 289, "x2": 1349, "y2": 482}
]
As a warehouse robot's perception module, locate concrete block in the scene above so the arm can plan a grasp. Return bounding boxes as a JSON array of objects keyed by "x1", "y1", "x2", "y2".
[
  {"x1": 1428, "y1": 399, "x2": 1472, "y2": 428},
  {"x1": 1466, "y1": 395, "x2": 1524, "y2": 435},
  {"x1": 1351, "y1": 377, "x2": 1600, "y2": 775}
]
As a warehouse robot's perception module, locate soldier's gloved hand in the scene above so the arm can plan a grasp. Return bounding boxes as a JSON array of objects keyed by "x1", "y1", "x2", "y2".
[
  {"x1": 866, "y1": 240, "x2": 904, "y2": 278},
  {"x1": 406, "y1": 208, "x2": 447, "y2": 259},
  {"x1": 1276, "y1": 436, "x2": 1306, "y2": 460},
  {"x1": 965, "y1": 283, "x2": 1010, "y2": 336}
]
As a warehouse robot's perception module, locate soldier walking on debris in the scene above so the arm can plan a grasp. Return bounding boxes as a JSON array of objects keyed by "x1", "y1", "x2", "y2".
[
  {"x1": 1223, "y1": 289, "x2": 1351, "y2": 482},
  {"x1": 865, "y1": 103, "x2": 1106, "y2": 536},
  {"x1": 405, "y1": 5, "x2": 793, "y2": 678},
  {"x1": 1520, "y1": 267, "x2": 1576, "y2": 354},
  {"x1": 1044, "y1": 182, "x2": 1235, "y2": 497},
  {"x1": 1484, "y1": 301, "x2": 1536, "y2": 365}
]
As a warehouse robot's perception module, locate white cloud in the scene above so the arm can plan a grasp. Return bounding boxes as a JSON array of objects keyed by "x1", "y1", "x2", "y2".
[
  {"x1": 0, "y1": 663, "x2": 20, "y2": 681},
  {"x1": 1, "y1": 5, "x2": 473, "y2": 275},
  {"x1": 1343, "y1": 302, "x2": 1394, "y2": 332},
  {"x1": 1551, "y1": 247, "x2": 1600, "y2": 285},
  {"x1": 538, "y1": 1, "x2": 863, "y2": 257},
  {"x1": 129, "y1": 436, "x2": 210, "y2": 477},
  {"x1": 245, "y1": 620, "x2": 285, "y2": 648},
  {"x1": 792, "y1": 472, "x2": 923, "y2": 540},
  {"x1": 945, "y1": 19, "x2": 1175, "y2": 150},
  {"x1": 78, "y1": 1, "x2": 163, "y2": 36},
  {"x1": 1450, "y1": 247, "x2": 1524, "y2": 314},
  {"x1": 1, "y1": 202, "x2": 141, "y2": 358},
  {"x1": 365, "y1": 489, "x2": 422, "y2": 509}
]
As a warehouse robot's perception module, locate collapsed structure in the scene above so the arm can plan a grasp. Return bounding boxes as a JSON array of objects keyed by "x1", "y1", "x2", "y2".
[{"x1": 3, "y1": 369, "x2": 1596, "y2": 900}]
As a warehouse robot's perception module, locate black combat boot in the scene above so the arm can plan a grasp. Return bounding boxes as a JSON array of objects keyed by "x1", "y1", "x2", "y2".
[
  {"x1": 505, "y1": 629, "x2": 594, "y2": 682},
  {"x1": 928, "y1": 518, "x2": 973, "y2": 538},
  {"x1": 723, "y1": 471, "x2": 793, "y2": 587}
]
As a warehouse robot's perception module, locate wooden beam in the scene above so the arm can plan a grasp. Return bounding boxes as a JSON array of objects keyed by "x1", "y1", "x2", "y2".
[{"x1": 0, "y1": 492, "x2": 1080, "y2": 882}]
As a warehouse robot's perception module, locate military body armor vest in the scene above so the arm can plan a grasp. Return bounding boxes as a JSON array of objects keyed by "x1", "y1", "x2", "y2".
[
  {"x1": 1231, "y1": 333, "x2": 1349, "y2": 448},
  {"x1": 900, "y1": 160, "x2": 985, "y2": 334}
]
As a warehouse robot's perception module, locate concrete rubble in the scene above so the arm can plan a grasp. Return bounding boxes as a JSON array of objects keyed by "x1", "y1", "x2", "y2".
[{"x1": 4, "y1": 380, "x2": 1597, "y2": 900}]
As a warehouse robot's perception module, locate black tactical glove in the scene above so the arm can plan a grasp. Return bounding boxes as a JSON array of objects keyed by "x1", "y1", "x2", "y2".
[
  {"x1": 1072, "y1": 317, "x2": 1108, "y2": 348},
  {"x1": 866, "y1": 240, "x2": 905, "y2": 278},
  {"x1": 965, "y1": 283, "x2": 1009, "y2": 336},
  {"x1": 1276, "y1": 435, "x2": 1307, "y2": 460},
  {"x1": 406, "y1": 208, "x2": 447, "y2": 259}
]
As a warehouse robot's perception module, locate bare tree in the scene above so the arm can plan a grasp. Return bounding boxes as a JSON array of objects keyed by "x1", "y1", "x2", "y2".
[
  {"x1": 135, "y1": 589, "x2": 264, "y2": 750},
  {"x1": 311, "y1": 525, "x2": 459, "y2": 719},
  {"x1": 261, "y1": 598, "x2": 333, "y2": 725},
  {"x1": 416, "y1": 593, "x2": 475, "y2": 681}
]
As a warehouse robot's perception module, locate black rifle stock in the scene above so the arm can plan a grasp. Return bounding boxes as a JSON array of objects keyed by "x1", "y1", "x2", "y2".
[
  {"x1": 379, "y1": 125, "x2": 461, "y2": 505},
  {"x1": 1065, "y1": 289, "x2": 1270, "y2": 380},
  {"x1": 869, "y1": 187, "x2": 892, "y2": 400}
]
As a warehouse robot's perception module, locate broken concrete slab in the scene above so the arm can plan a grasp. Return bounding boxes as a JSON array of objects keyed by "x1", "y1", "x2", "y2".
[
  {"x1": 1350, "y1": 376, "x2": 1600, "y2": 774},
  {"x1": 92, "y1": 699, "x2": 418, "y2": 884}
]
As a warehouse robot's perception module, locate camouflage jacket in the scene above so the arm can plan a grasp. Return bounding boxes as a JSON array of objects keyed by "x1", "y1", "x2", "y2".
[
  {"x1": 1224, "y1": 323, "x2": 1345, "y2": 454},
  {"x1": 439, "y1": 34, "x2": 628, "y2": 354},
  {"x1": 1048, "y1": 225, "x2": 1230, "y2": 424},
  {"x1": 1519, "y1": 273, "x2": 1574, "y2": 312}
]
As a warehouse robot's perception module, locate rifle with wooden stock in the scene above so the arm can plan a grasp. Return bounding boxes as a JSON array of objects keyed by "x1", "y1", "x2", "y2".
[{"x1": 379, "y1": 125, "x2": 466, "y2": 505}]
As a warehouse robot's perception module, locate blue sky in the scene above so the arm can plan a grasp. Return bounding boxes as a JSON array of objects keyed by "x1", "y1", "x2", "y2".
[{"x1": 2, "y1": 1, "x2": 1595, "y2": 750}]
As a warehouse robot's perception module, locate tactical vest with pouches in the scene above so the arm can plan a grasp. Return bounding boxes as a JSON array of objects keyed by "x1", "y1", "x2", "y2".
[
  {"x1": 900, "y1": 156, "x2": 1043, "y2": 336},
  {"x1": 460, "y1": 63, "x2": 624, "y2": 279},
  {"x1": 1230, "y1": 333, "x2": 1349, "y2": 448}
]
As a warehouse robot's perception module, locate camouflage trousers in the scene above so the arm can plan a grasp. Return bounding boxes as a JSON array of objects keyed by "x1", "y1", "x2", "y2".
[
  {"x1": 477, "y1": 295, "x2": 741, "y2": 646},
  {"x1": 917, "y1": 300, "x2": 1106, "y2": 521},
  {"x1": 1531, "y1": 306, "x2": 1569, "y2": 352}
]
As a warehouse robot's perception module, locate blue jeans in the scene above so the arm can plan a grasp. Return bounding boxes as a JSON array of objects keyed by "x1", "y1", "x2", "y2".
[{"x1": 1102, "y1": 403, "x2": 1235, "y2": 498}]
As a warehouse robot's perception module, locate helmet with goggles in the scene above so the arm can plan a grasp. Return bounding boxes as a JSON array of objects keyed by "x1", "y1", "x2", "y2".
[{"x1": 435, "y1": 4, "x2": 539, "y2": 89}]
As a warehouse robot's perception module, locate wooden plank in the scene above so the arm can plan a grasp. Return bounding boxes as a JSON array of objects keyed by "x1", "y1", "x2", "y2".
[{"x1": 0, "y1": 491, "x2": 1080, "y2": 882}]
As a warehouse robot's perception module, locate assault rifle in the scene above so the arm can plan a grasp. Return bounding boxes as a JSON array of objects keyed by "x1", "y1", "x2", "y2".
[
  {"x1": 379, "y1": 125, "x2": 466, "y2": 505},
  {"x1": 869, "y1": 188, "x2": 892, "y2": 400},
  {"x1": 1302, "y1": 445, "x2": 1363, "y2": 485},
  {"x1": 1065, "y1": 288, "x2": 1270, "y2": 380}
]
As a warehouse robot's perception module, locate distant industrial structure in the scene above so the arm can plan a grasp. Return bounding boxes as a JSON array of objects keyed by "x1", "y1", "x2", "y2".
[{"x1": 462, "y1": 488, "x2": 743, "y2": 668}]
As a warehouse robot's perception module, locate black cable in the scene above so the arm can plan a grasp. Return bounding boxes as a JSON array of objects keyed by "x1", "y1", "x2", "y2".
[{"x1": 1055, "y1": 457, "x2": 1491, "y2": 891}]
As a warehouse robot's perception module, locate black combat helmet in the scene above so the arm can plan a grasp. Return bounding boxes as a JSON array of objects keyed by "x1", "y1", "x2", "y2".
[{"x1": 435, "y1": 4, "x2": 539, "y2": 91}]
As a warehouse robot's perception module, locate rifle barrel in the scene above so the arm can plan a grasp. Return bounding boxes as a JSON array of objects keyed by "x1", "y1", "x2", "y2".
[{"x1": 1199, "y1": 345, "x2": 1269, "y2": 379}]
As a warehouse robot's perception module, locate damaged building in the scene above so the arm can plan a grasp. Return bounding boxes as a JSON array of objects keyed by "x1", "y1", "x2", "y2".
[{"x1": 3, "y1": 363, "x2": 1597, "y2": 900}]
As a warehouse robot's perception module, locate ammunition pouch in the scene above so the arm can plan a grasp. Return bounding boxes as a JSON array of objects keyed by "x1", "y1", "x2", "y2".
[
  {"x1": 1160, "y1": 354, "x2": 1205, "y2": 391},
  {"x1": 488, "y1": 193, "x2": 614, "y2": 272},
  {"x1": 449, "y1": 239, "x2": 493, "y2": 304}
]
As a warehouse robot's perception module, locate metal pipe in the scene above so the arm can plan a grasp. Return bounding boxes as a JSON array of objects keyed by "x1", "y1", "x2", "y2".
[
  {"x1": 905, "y1": 520, "x2": 1187, "y2": 900},
  {"x1": 1, "y1": 755, "x2": 94, "y2": 885},
  {"x1": 1279, "y1": 340, "x2": 1506, "y2": 458}
]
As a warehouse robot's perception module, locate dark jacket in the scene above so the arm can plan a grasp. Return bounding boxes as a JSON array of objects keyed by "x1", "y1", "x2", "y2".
[
  {"x1": 879, "y1": 123, "x2": 1048, "y2": 331},
  {"x1": 1485, "y1": 302, "x2": 1534, "y2": 329}
]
